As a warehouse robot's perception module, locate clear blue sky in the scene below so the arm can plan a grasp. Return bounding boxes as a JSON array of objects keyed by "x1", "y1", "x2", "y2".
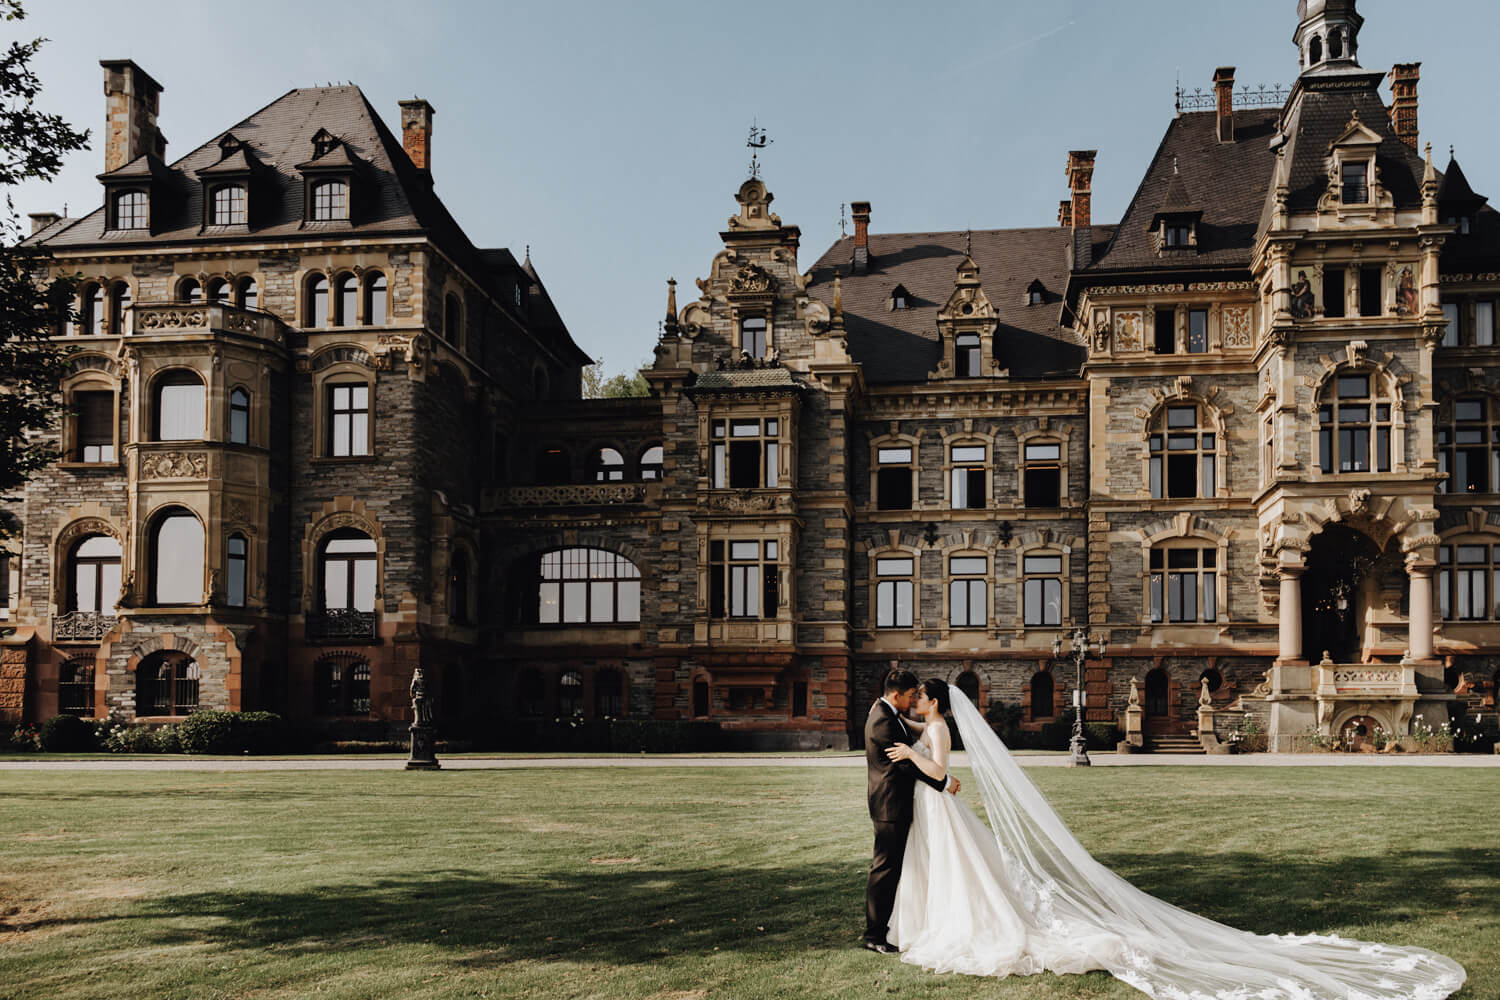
[{"x1": 10, "y1": 0, "x2": 1500, "y2": 372}]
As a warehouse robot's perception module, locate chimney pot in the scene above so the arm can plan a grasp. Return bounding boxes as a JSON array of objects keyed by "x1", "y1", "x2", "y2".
[
  {"x1": 1214, "y1": 66, "x2": 1236, "y2": 143},
  {"x1": 399, "y1": 98, "x2": 436, "y2": 172},
  {"x1": 850, "y1": 200, "x2": 871, "y2": 274},
  {"x1": 1065, "y1": 150, "x2": 1096, "y2": 229},
  {"x1": 28, "y1": 211, "x2": 61, "y2": 236},
  {"x1": 99, "y1": 59, "x2": 164, "y2": 173},
  {"x1": 1388, "y1": 62, "x2": 1421, "y2": 151}
]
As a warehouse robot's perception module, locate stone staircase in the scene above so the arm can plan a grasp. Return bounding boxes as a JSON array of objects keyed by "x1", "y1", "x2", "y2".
[{"x1": 1149, "y1": 735, "x2": 1206, "y2": 755}]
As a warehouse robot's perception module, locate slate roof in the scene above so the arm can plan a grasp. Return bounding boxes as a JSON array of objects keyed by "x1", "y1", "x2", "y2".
[
  {"x1": 690, "y1": 366, "x2": 800, "y2": 391},
  {"x1": 807, "y1": 227, "x2": 1092, "y2": 384},
  {"x1": 1088, "y1": 109, "x2": 1280, "y2": 273}
]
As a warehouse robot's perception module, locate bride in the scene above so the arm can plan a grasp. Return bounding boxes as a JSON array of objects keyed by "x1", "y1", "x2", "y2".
[{"x1": 882, "y1": 678, "x2": 1466, "y2": 999}]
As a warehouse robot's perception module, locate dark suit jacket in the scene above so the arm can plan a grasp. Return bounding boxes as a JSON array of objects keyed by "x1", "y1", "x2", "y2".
[{"x1": 865, "y1": 700, "x2": 947, "y2": 823}]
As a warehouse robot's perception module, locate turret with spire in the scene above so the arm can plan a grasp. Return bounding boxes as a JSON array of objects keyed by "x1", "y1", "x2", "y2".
[{"x1": 1294, "y1": 0, "x2": 1364, "y2": 74}]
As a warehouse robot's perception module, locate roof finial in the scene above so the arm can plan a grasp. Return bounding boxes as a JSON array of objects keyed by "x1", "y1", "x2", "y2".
[
  {"x1": 1173, "y1": 155, "x2": 1180, "y2": 175},
  {"x1": 832, "y1": 271, "x2": 843, "y2": 317},
  {"x1": 524, "y1": 243, "x2": 531, "y2": 265},
  {"x1": 747, "y1": 118, "x2": 772, "y2": 179},
  {"x1": 1450, "y1": 144, "x2": 1456, "y2": 160},
  {"x1": 664, "y1": 277, "x2": 679, "y2": 337},
  {"x1": 965, "y1": 228, "x2": 973, "y2": 258},
  {"x1": 839, "y1": 202, "x2": 847, "y2": 238}
]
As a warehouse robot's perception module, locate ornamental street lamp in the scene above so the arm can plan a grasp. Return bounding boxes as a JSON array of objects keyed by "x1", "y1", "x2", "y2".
[{"x1": 1052, "y1": 626, "x2": 1108, "y2": 767}]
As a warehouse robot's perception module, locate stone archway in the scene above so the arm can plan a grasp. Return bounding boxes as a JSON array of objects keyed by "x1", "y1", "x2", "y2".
[{"x1": 1301, "y1": 524, "x2": 1385, "y2": 662}]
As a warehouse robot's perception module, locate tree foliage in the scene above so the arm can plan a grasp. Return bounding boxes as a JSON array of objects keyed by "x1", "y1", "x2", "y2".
[
  {"x1": 0, "y1": 0, "x2": 90, "y2": 538},
  {"x1": 581, "y1": 358, "x2": 649, "y2": 399}
]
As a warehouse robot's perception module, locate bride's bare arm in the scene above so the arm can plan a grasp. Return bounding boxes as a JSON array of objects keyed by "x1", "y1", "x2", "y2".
[{"x1": 885, "y1": 723, "x2": 950, "y2": 784}]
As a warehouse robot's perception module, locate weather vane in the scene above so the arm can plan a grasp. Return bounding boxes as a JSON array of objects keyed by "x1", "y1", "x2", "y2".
[
  {"x1": 839, "y1": 202, "x2": 847, "y2": 237},
  {"x1": 747, "y1": 119, "x2": 772, "y2": 179}
]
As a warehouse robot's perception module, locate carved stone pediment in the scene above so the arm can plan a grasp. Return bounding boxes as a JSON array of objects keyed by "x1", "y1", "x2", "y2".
[
  {"x1": 728, "y1": 262, "x2": 775, "y2": 296},
  {"x1": 938, "y1": 283, "x2": 995, "y2": 322}
]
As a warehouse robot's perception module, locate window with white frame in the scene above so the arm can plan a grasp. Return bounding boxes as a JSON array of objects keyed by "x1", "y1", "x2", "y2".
[
  {"x1": 1438, "y1": 544, "x2": 1500, "y2": 621},
  {"x1": 950, "y1": 444, "x2": 986, "y2": 510},
  {"x1": 321, "y1": 533, "x2": 377, "y2": 613},
  {"x1": 639, "y1": 445, "x2": 664, "y2": 481},
  {"x1": 311, "y1": 180, "x2": 348, "y2": 221},
  {"x1": 875, "y1": 556, "x2": 915, "y2": 629},
  {"x1": 709, "y1": 539, "x2": 778, "y2": 619},
  {"x1": 955, "y1": 334, "x2": 981, "y2": 377},
  {"x1": 1149, "y1": 546, "x2": 1217, "y2": 623},
  {"x1": 1149, "y1": 405, "x2": 1216, "y2": 499},
  {"x1": 1439, "y1": 398, "x2": 1499, "y2": 494},
  {"x1": 153, "y1": 371, "x2": 206, "y2": 441},
  {"x1": 875, "y1": 444, "x2": 914, "y2": 510},
  {"x1": 948, "y1": 554, "x2": 988, "y2": 629},
  {"x1": 1022, "y1": 553, "x2": 1063, "y2": 627},
  {"x1": 327, "y1": 382, "x2": 371, "y2": 457},
  {"x1": 1341, "y1": 161, "x2": 1369, "y2": 204},
  {"x1": 114, "y1": 190, "x2": 148, "y2": 230},
  {"x1": 592, "y1": 447, "x2": 625, "y2": 482},
  {"x1": 1023, "y1": 442, "x2": 1061, "y2": 508},
  {"x1": 711, "y1": 417, "x2": 779, "y2": 489},
  {"x1": 151, "y1": 510, "x2": 205, "y2": 606},
  {"x1": 1318, "y1": 374, "x2": 1391, "y2": 473},
  {"x1": 211, "y1": 185, "x2": 247, "y2": 225}
]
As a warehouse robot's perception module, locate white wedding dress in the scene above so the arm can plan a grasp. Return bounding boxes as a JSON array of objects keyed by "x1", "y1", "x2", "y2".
[{"x1": 887, "y1": 686, "x2": 1466, "y2": 1000}]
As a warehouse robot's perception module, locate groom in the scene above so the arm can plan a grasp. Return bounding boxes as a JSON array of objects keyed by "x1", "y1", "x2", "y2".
[{"x1": 862, "y1": 669, "x2": 958, "y2": 954}]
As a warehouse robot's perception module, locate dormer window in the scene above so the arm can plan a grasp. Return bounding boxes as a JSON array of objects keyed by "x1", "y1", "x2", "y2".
[
  {"x1": 1341, "y1": 162, "x2": 1369, "y2": 204},
  {"x1": 1164, "y1": 223, "x2": 1191, "y2": 247},
  {"x1": 311, "y1": 180, "x2": 348, "y2": 221},
  {"x1": 1025, "y1": 279, "x2": 1046, "y2": 306},
  {"x1": 1447, "y1": 215, "x2": 1473, "y2": 235},
  {"x1": 211, "y1": 185, "x2": 247, "y2": 225},
  {"x1": 312, "y1": 129, "x2": 338, "y2": 158},
  {"x1": 889, "y1": 284, "x2": 911, "y2": 311},
  {"x1": 114, "y1": 190, "x2": 149, "y2": 230},
  {"x1": 955, "y1": 334, "x2": 981, "y2": 377}
]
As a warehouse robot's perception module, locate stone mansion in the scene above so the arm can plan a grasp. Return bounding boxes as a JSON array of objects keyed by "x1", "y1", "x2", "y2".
[{"x1": 3, "y1": 0, "x2": 1498, "y2": 751}]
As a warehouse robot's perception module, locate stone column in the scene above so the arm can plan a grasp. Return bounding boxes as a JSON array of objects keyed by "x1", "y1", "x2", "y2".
[
  {"x1": 1279, "y1": 567, "x2": 1304, "y2": 662},
  {"x1": 1407, "y1": 563, "x2": 1435, "y2": 661}
]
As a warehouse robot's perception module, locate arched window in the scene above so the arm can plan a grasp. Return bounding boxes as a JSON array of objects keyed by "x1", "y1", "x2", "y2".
[
  {"x1": 137, "y1": 652, "x2": 198, "y2": 716},
  {"x1": 955, "y1": 670, "x2": 980, "y2": 706},
  {"x1": 1149, "y1": 404, "x2": 1216, "y2": 499},
  {"x1": 211, "y1": 184, "x2": 247, "y2": 225},
  {"x1": 81, "y1": 283, "x2": 104, "y2": 336},
  {"x1": 1309, "y1": 35, "x2": 1323, "y2": 65},
  {"x1": 229, "y1": 388, "x2": 250, "y2": 445},
  {"x1": 558, "y1": 670, "x2": 584, "y2": 718},
  {"x1": 1199, "y1": 668, "x2": 1223, "y2": 694},
  {"x1": 320, "y1": 531, "x2": 377, "y2": 613},
  {"x1": 69, "y1": 535, "x2": 121, "y2": 614},
  {"x1": 226, "y1": 534, "x2": 247, "y2": 608},
  {"x1": 115, "y1": 190, "x2": 149, "y2": 230},
  {"x1": 516, "y1": 668, "x2": 545, "y2": 717},
  {"x1": 334, "y1": 274, "x2": 357, "y2": 326},
  {"x1": 536, "y1": 548, "x2": 641, "y2": 624},
  {"x1": 207, "y1": 277, "x2": 231, "y2": 304},
  {"x1": 443, "y1": 294, "x2": 462, "y2": 344},
  {"x1": 1144, "y1": 668, "x2": 1169, "y2": 716},
  {"x1": 591, "y1": 447, "x2": 625, "y2": 482},
  {"x1": 151, "y1": 509, "x2": 205, "y2": 606},
  {"x1": 310, "y1": 180, "x2": 348, "y2": 221},
  {"x1": 177, "y1": 277, "x2": 202, "y2": 304},
  {"x1": 639, "y1": 445, "x2": 664, "y2": 481},
  {"x1": 1438, "y1": 398, "x2": 1499, "y2": 494},
  {"x1": 306, "y1": 274, "x2": 329, "y2": 327},
  {"x1": 875, "y1": 553, "x2": 916, "y2": 629},
  {"x1": 364, "y1": 272, "x2": 387, "y2": 326},
  {"x1": 450, "y1": 548, "x2": 472, "y2": 625},
  {"x1": 315, "y1": 652, "x2": 372, "y2": 715},
  {"x1": 595, "y1": 667, "x2": 624, "y2": 718},
  {"x1": 1149, "y1": 544, "x2": 1218, "y2": 623},
  {"x1": 535, "y1": 447, "x2": 570, "y2": 484},
  {"x1": 58, "y1": 658, "x2": 95, "y2": 717},
  {"x1": 108, "y1": 282, "x2": 131, "y2": 335},
  {"x1": 1030, "y1": 671, "x2": 1054, "y2": 721},
  {"x1": 237, "y1": 276, "x2": 259, "y2": 311},
  {"x1": 1319, "y1": 373, "x2": 1392, "y2": 474},
  {"x1": 153, "y1": 369, "x2": 206, "y2": 441}
]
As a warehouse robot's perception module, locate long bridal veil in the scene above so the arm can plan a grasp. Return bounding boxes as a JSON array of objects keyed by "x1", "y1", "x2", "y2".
[{"x1": 944, "y1": 685, "x2": 1465, "y2": 1000}]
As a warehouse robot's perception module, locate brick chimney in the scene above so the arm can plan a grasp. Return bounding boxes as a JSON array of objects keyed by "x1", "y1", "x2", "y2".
[
  {"x1": 399, "y1": 99, "x2": 436, "y2": 171},
  {"x1": 1057, "y1": 200, "x2": 1073, "y2": 228},
  {"x1": 1214, "y1": 66, "x2": 1236, "y2": 143},
  {"x1": 850, "y1": 200, "x2": 871, "y2": 274},
  {"x1": 100, "y1": 60, "x2": 164, "y2": 173},
  {"x1": 28, "y1": 211, "x2": 61, "y2": 235},
  {"x1": 1066, "y1": 150, "x2": 1096, "y2": 229},
  {"x1": 1388, "y1": 62, "x2": 1421, "y2": 151}
]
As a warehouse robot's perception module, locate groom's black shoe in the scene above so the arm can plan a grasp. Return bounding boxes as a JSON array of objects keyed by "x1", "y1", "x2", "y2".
[{"x1": 862, "y1": 939, "x2": 898, "y2": 955}]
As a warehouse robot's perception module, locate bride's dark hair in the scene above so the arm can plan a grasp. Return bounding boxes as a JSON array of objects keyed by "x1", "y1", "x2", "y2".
[{"x1": 921, "y1": 678, "x2": 950, "y2": 715}]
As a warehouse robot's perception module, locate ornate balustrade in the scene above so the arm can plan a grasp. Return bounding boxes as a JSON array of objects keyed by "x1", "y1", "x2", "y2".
[
  {"x1": 493, "y1": 484, "x2": 647, "y2": 507},
  {"x1": 53, "y1": 611, "x2": 119, "y2": 643},
  {"x1": 1315, "y1": 659, "x2": 1418, "y2": 698},
  {"x1": 307, "y1": 609, "x2": 378, "y2": 642},
  {"x1": 132, "y1": 303, "x2": 284, "y2": 344}
]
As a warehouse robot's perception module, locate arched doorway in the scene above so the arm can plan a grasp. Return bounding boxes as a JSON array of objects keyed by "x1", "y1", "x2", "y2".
[{"x1": 1301, "y1": 524, "x2": 1383, "y2": 663}]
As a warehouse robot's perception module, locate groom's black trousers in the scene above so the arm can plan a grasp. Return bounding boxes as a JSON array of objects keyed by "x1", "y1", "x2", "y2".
[{"x1": 865, "y1": 819, "x2": 908, "y2": 943}]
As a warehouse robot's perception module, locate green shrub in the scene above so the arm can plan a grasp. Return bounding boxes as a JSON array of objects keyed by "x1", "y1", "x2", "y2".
[
  {"x1": 38, "y1": 714, "x2": 96, "y2": 752},
  {"x1": 7, "y1": 722, "x2": 40, "y2": 751},
  {"x1": 95, "y1": 722, "x2": 163, "y2": 753},
  {"x1": 177, "y1": 711, "x2": 285, "y2": 754}
]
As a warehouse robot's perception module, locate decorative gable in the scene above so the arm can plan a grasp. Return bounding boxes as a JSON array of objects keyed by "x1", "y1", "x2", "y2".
[
  {"x1": 1317, "y1": 110, "x2": 1395, "y2": 220},
  {"x1": 931, "y1": 255, "x2": 1002, "y2": 380}
]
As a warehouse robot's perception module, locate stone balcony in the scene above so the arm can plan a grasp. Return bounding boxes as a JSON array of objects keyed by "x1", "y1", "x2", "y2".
[
  {"x1": 53, "y1": 611, "x2": 120, "y2": 643},
  {"x1": 131, "y1": 303, "x2": 285, "y2": 344},
  {"x1": 307, "y1": 609, "x2": 378, "y2": 643},
  {"x1": 488, "y1": 483, "x2": 648, "y2": 508},
  {"x1": 1314, "y1": 659, "x2": 1420, "y2": 700}
]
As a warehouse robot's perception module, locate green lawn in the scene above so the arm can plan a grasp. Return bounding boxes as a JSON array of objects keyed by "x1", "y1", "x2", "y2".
[{"x1": 0, "y1": 766, "x2": 1495, "y2": 999}]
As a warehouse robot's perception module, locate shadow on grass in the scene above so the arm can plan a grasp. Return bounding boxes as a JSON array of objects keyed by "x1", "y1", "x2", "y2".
[{"x1": 89, "y1": 849, "x2": 1495, "y2": 966}]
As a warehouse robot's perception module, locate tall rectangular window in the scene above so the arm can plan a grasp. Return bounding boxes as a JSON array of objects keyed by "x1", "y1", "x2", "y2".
[
  {"x1": 740, "y1": 317, "x2": 767, "y2": 358},
  {"x1": 1439, "y1": 545, "x2": 1494, "y2": 621},
  {"x1": 1324, "y1": 269, "x2": 1346, "y2": 319},
  {"x1": 709, "y1": 540, "x2": 778, "y2": 619},
  {"x1": 226, "y1": 535, "x2": 247, "y2": 608},
  {"x1": 955, "y1": 334, "x2": 981, "y2": 377},
  {"x1": 948, "y1": 555, "x2": 987, "y2": 628},
  {"x1": 1359, "y1": 267, "x2": 1383, "y2": 318},
  {"x1": 1154, "y1": 307, "x2": 1176, "y2": 354},
  {"x1": 74, "y1": 391, "x2": 115, "y2": 463},
  {"x1": 876, "y1": 446, "x2": 914, "y2": 510},
  {"x1": 875, "y1": 557, "x2": 914, "y2": 629},
  {"x1": 1187, "y1": 309, "x2": 1208, "y2": 353},
  {"x1": 1441, "y1": 302, "x2": 1460, "y2": 347},
  {"x1": 1149, "y1": 547, "x2": 1217, "y2": 623},
  {"x1": 1022, "y1": 554, "x2": 1063, "y2": 627},
  {"x1": 1341, "y1": 162, "x2": 1369, "y2": 204},
  {"x1": 1477, "y1": 301, "x2": 1495, "y2": 347},
  {"x1": 328, "y1": 383, "x2": 370, "y2": 457},
  {"x1": 712, "y1": 418, "x2": 779, "y2": 489},
  {"x1": 950, "y1": 445, "x2": 986, "y2": 510},
  {"x1": 1023, "y1": 443, "x2": 1061, "y2": 508}
]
